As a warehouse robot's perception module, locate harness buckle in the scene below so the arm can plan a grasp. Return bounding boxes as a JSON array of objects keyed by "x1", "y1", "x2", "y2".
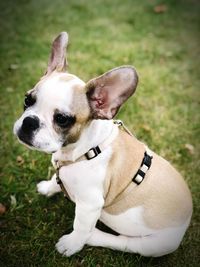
[{"x1": 85, "y1": 146, "x2": 101, "y2": 160}]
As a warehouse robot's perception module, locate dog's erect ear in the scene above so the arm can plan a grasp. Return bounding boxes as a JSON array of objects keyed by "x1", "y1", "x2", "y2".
[
  {"x1": 86, "y1": 66, "x2": 138, "y2": 119},
  {"x1": 45, "y1": 32, "x2": 68, "y2": 75}
]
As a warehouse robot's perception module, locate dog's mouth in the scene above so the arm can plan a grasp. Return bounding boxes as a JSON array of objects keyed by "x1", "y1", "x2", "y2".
[
  {"x1": 16, "y1": 130, "x2": 63, "y2": 154},
  {"x1": 14, "y1": 119, "x2": 66, "y2": 154}
]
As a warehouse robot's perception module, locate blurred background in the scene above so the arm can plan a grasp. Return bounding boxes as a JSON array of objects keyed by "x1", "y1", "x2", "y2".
[{"x1": 0, "y1": 0, "x2": 199, "y2": 266}]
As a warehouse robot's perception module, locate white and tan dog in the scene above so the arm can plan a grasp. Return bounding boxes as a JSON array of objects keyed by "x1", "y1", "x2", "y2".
[{"x1": 14, "y1": 32, "x2": 192, "y2": 257}]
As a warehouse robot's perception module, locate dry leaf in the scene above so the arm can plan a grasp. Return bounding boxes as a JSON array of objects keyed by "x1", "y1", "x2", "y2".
[
  {"x1": 154, "y1": 4, "x2": 168, "y2": 13},
  {"x1": 10, "y1": 195, "x2": 17, "y2": 208},
  {"x1": 31, "y1": 159, "x2": 36, "y2": 167},
  {"x1": 141, "y1": 124, "x2": 151, "y2": 132},
  {"x1": 184, "y1": 144, "x2": 195, "y2": 155},
  {"x1": 0, "y1": 203, "x2": 6, "y2": 215},
  {"x1": 16, "y1": 155, "x2": 25, "y2": 165},
  {"x1": 8, "y1": 64, "x2": 19, "y2": 70}
]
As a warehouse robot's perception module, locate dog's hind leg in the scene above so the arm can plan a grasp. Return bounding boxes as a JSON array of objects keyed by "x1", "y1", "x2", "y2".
[
  {"x1": 87, "y1": 228, "x2": 128, "y2": 252},
  {"x1": 87, "y1": 225, "x2": 186, "y2": 257},
  {"x1": 37, "y1": 174, "x2": 61, "y2": 197}
]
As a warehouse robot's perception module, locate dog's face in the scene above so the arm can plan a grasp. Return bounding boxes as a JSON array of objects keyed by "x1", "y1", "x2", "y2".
[
  {"x1": 14, "y1": 72, "x2": 90, "y2": 153},
  {"x1": 14, "y1": 32, "x2": 138, "y2": 153}
]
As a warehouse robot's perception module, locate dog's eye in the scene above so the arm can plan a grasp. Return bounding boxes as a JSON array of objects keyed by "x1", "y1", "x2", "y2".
[
  {"x1": 24, "y1": 94, "x2": 36, "y2": 110},
  {"x1": 54, "y1": 113, "x2": 76, "y2": 128}
]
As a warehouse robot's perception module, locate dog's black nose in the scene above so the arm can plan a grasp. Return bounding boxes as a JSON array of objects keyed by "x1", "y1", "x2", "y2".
[{"x1": 22, "y1": 116, "x2": 40, "y2": 133}]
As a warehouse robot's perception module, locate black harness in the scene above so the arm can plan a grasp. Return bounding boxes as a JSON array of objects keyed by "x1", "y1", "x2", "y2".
[
  {"x1": 55, "y1": 121, "x2": 153, "y2": 200},
  {"x1": 85, "y1": 146, "x2": 153, "y2": 185}
]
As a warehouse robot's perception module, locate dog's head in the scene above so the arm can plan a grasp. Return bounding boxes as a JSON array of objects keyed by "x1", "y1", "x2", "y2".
[{"x1": 13, "y1": 32, "x2": 138, "y2": 153}]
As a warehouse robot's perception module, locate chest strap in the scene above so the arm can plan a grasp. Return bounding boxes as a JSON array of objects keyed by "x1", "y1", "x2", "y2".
[
  {"x1": 55, "y1": 161, "x2": 71, "y2": 200},
  {"x1": 132, "y1": 149, "x2": 153, "y2": 185}
]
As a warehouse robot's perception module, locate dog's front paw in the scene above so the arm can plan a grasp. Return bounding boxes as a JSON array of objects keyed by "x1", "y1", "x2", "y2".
[
  {"x1": 56, "y1": 231, "x2": 88, "y2": 257},
  {"x1": 37, "y1": 180, "x2": 54, "y2": 197}
]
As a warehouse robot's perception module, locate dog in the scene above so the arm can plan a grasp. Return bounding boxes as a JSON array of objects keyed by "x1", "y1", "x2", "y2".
[{"x1": 13, "y1": 32, "x2": 192, "y2": 257}]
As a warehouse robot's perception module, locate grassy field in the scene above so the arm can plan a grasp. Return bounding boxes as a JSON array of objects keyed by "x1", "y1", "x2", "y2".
[{"x1": 0, "y1": 0, "x2": 199, "y2": 266}]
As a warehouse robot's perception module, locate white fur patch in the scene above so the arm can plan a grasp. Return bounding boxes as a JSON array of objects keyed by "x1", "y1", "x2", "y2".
[
  {"x1": 99, "y1": 207, "x2": 191, "y2": 256},
  {"x1": 101, "y1": 206, "x2": 153, "y2": 236}
]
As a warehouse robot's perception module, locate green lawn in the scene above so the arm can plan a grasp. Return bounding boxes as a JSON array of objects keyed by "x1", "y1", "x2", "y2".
[{"x1": 0, "y1": 0, "x2": 199, "y2": 266}]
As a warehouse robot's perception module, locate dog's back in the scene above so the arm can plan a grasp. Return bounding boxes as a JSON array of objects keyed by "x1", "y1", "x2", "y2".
[{"x1": 103, "y1": 129, "x2": 193, "y2": 230}]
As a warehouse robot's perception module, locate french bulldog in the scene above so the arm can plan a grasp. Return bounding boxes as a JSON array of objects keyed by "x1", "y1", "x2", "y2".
[{"x1": 13, "y1": 32, "x2": 192, "y2": 257}]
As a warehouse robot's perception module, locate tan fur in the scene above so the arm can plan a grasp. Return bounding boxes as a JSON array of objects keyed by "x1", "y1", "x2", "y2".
[
  {"x1": 103, "y1": 130, "x2": 193, "y2": 229},
  {"x1": 103, "y1": 130, "x2": 145, "y2": 204},
  {"x1": 67, "y1": 83, "x2": 91, "y2": 143}
]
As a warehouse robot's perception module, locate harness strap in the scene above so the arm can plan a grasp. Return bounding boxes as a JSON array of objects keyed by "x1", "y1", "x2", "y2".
[
  {"x1": 55, "y1": 161, "x2": 71, "y2": 200},
  {"x1": 132, "y1": 148, "x2": 153, "y2": 185},
  {"x1": 85, "y1": 122, "x2": 120, "y2": 160},
  {"x1": 54, "y1": 121, "x2": 153, "y2": 200}
]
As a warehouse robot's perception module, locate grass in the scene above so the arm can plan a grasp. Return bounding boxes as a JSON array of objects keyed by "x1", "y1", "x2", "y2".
[{"x1": 0, "y1": 0, "x2": 199, "y2": 266}]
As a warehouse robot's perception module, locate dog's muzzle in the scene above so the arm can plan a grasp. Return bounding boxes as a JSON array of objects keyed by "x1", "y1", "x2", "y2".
[{"x1": 17, "y1": 116, "x2": 40, "y2": 146}]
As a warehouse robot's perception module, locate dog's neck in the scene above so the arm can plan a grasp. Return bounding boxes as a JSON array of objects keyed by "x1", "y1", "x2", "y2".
[{"x1": 53, "y1": 119, "x2": 117, "y2": 163}]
